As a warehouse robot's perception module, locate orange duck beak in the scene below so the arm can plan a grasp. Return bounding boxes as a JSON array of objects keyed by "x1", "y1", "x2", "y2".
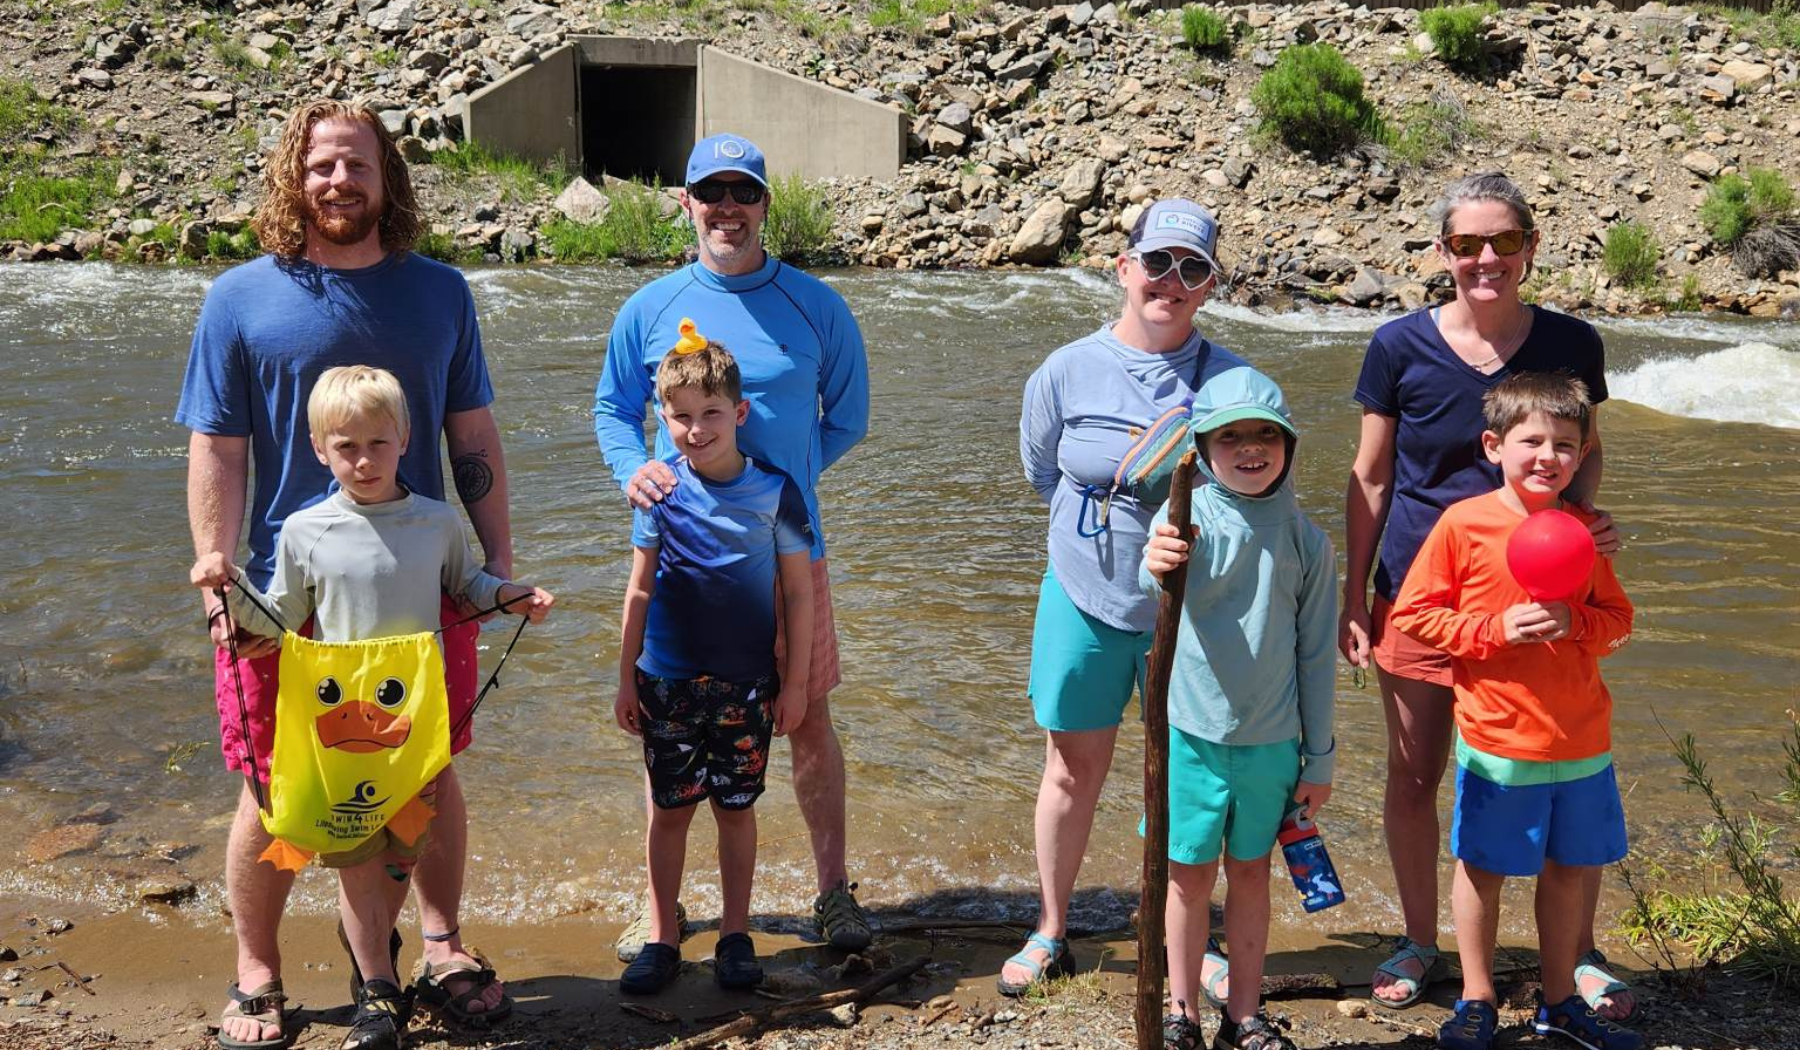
[{"x1": 316, "y1": 701, "x2": 412, "y2": 753}]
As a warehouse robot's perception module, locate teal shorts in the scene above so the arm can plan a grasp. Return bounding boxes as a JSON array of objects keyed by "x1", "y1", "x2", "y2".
[
  {"x1": 1143, "y1": 732, "x2": 1301, "y2": 865},
  {"x1": 1028, "y1": 567, "x2": 1149, "y2": 733}
]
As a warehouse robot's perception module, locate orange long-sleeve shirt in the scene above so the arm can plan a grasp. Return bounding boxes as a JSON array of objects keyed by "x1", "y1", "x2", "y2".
[{"x1": 1391, "y1": 492, "x2": 1634, "y2": 762}]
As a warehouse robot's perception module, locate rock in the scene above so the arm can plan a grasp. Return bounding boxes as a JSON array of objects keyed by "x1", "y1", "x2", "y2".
[
  {"x1": 1097, "y1": 135, "x2": 1128, "y2": 163},
  {"x1": 1680, "y1": 150, "x2": 1722, "y2": 178},
  {"x1": 26, "y1": 824, "x2": 104, "y2": 863},
  {"x1": 366, "y1": 1, "x2": 415, "y2": 35},
  {"x1": 1008, "y1": 199, "x2": 1071, "y2": 265},
  {"x1": 1223, "y1": 157, "x2": 1255, "y2": 189},
  {"x1": 506, "y1": 6, "x2": 560, "y2": 39},
  {"x1": 897, "y1": 192, "x2": 928, "y2": 219},
  {"x1": 1337, "y1": 1000, "x2": 1371, "y2": 1019},
  {"x1": 74, "y1": 231, "x2": 104, "y2": 257},
  {"x1": 553, "y1": 177, "x2": 608, "y2": 223},
  {"x1": 1412, "y1": 31, "x2": 1435, "y2": 53},
  {"x1": 927, "y1": 125, "x2": 967, "y2": 156},
  {"x1": 44, "y1": 918, "x2": 72, "y2": 934},
  {"x1": 827, "y1": 1003, "x2": 859, "y2": 1027},
  {"x1": 1718, "y1": 59, "x2": 1772, "y2": 93},
  {"x1": 1345, "y1": 266, "x2": 1389, "y2": 305},
  {"x1": 1202, "y1": 168, "x2": 1229, "y2": 189},
  {"x1": 396, "y1": 135, "x2": 430, "y2": 163},
  {"x1": 1069, "y1": 2, "x2": 1095, "y2": 28},
  {"x1": 1057, "y1": 157, "x2": 1105, "y2": 209},
  {"x1": 179, "y1": 220, "x2": 211, "y2": 257},
  {"x1": 936, "y1": 101, "x2": 973, "y2": 136},
  {"x1": 0, "y1": 947, "x2": 16, "y2": 963},
  {"x1": 75, "y1": 69, "x2": 113, "y2": 90},
  {"x1": 186, "y1": 90, "x2": 235, "y2": 113},
  {"x1": 1093, "y1": 3, "x2": 1120, "y2": 24},
  {"x1": 378, "y1": 109, "x2": 408, "y2": 136},
  {"x1": 859, "y1": 213, "x2": 885, "y2": 233},
  {"x1": 499, "y1": 228, "x2": 534, "y2": 262},
  {"x1": 136, "y1": 878, "x2": 198, "y2": 905},
  {"x1": 995, "y1": 51, "x2": 1050, "y2": 83},
  {"x1": 1697, "y1": 73, "x2": 1736, "y2": 103}
]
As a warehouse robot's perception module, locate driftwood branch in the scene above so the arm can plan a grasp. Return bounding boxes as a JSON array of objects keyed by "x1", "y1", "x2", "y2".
[
  {"x1": 1137, "y1": 451, "x2": 1197, "y2": 1050},
  {"x1": 665, "y1": 955, "x2": 930, "y2": 1050}
]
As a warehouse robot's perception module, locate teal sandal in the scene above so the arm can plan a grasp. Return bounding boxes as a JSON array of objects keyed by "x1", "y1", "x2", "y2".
[
  {"x1": 996, "y1": 931, "x2": 1075, "y2": 997},
  {"x1": 1202, "y1": 935, "x2": 1230, "y2": 1008},
  {"x1": 1370, "y1": 935, "x2": 1445, "y2": 1009},
  {"x1": 1574, "y1": 948, "x2": 1642, "y2": 1026}
]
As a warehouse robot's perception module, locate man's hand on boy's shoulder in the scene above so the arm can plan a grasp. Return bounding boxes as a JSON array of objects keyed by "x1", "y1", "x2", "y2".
[
  {"x1": 773, "y1": 684, "x2": 807, "y2": 738},
  {"x1": 1293, "y1": 781, "x2": 1332, "y2": 820},
  {"x1": 626, "y1": 459, "x2": 679, "y2": 510},
  {"x1": 1574, "y1": 499, "x2": 1621, "y2": 556},
  {"x1": 1502, "y1": 601, "x2": 1572, "y2": 645}
]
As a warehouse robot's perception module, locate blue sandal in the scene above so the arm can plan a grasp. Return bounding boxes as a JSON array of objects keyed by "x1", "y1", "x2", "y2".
[
  {"x1": 996, "y1": 931, "x2": 1075, "y2": 997},
  {"x1": 1202, "y1": 935, "x2": 1230, "y2": 1008},
  {"x1": 1371, "y1": 935, "x2": 1445, "y2": 1009},
  {"x1": 1437, "y1": 998, "x2": 1498, "y2": 1050}
]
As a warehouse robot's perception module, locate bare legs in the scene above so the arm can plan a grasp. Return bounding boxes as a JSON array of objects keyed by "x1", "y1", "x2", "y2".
[
  {"x1": 412, "y1": 766, "x2": 505, "y2": 1013},
  {"x1": 999, "y1": 727, "x2": 1118, "y2": 984},
  {"x1": 1451, "y1": 859, "x2": 1586, "y2": 1006},
  {"x1": 339, "y1": 858, "x2": 410, "y2": 987},
  {"x1": 222, "y1": 784, "x2": 296, "y2": 1045},
  {"x1": 787, "y1": 690, "x2": 848, "y2": 891},
  {"x1": 1373, "y1": 669, "x2": 1455, "y2": 1003},
  {"x1": 1168, "y1": 855, "x2": 1268, "y2": 1025},
  {"x1": 646, "y1": 799, "x2": 758, "y2": 945}
]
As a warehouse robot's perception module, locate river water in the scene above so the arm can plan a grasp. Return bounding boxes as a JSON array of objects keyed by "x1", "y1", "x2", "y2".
[{"x1": 1, "y1": 263, "x2": 1796, "y2": 950}]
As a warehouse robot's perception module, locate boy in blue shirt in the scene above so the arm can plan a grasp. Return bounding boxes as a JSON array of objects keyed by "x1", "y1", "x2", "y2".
[
  {"x1": 613, "y1": 321, "x2": 815, "y2": 995},
  {"x1": 1141, "y1": 367, "x2": 1337, "y2": 1050}
]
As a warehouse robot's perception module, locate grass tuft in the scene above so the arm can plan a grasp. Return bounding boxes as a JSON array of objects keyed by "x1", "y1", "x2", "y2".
[
  {"x1": 763, "y1": 172, "x2": 836, "y2": 265},
  {"x1": 1419, "y1": 2, "x2": 1496, "y2": 75},
  {"x1": 1602, "y1": 221, "x2": 1660, "y2": 290}
]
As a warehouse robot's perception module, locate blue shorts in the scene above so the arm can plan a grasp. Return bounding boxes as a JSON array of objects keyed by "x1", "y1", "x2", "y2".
[
  {"x1": 1144, "y1": 733, "x2": 1300, "y2": 865},
  {"x1": 1450, "y1": 752, "x2": 1627, "y2": 877},
  {"x1": 1027, "y1": 567, "x2": 1148, "y2": 733}
]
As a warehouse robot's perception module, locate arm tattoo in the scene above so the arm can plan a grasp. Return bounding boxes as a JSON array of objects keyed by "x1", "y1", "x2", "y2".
[{"x1": 453, "y1": 449, "x2": 494, "y2": 505}]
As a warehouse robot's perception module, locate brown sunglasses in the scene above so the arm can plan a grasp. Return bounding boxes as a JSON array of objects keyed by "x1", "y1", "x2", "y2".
[{"x1": 1442, "y1": 229, "x2": 1531, "y2": 258}]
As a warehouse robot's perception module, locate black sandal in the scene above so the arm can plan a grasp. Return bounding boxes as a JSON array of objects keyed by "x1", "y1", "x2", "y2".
[
  {"x1": 336, "y1": 922, "x2": 402, "y2": 1004},
  {"x1": 340, "y1": 979, "x2": 407, "y2": 1050}
]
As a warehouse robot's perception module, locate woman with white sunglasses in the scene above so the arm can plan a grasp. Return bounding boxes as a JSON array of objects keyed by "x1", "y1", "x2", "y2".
[
  {"x1": 1005, "y1": 199, "x2": 1249, "y2": 1000},
  {"x1": 1341, "y1": 172, "x2": 1629, "y2": 1020}
]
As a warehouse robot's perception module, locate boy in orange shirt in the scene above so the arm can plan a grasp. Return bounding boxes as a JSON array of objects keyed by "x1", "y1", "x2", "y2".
[{"x1": 1392, "y1": 373, "x2": 1638, "y2": 1050}]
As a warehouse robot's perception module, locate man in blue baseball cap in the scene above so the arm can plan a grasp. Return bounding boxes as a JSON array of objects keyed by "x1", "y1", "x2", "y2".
[{"x1": 595, "y1": 133, "x2": 875, "y2": 960}]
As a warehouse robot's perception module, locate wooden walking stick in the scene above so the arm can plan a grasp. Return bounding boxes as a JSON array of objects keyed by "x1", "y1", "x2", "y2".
[{"x1": 1136, "y1": 449, "x2": 1198, "y2": 1050}]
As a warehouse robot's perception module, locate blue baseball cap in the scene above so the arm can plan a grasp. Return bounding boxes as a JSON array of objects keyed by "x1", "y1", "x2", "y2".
[
  {"x1": 686, "y1": 133, "x2": 768, "y2": 187},
  {"x1": 1129, "y1": 198, "x2": 1221, "y2": 273}
]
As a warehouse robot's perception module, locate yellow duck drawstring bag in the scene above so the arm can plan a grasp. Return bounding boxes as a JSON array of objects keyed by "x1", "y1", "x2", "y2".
[{"x1": 258, "y1": 631, "x2": 451, "y2": 871}]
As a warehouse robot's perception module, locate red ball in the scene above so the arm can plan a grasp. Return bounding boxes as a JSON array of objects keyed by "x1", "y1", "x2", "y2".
[{"x1": 1506, "y1": 509, "x2": 1597, "y2": 602}]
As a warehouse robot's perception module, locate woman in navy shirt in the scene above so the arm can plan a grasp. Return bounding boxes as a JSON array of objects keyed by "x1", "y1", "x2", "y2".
[{"x1": 1340, "y1": 173, "x2": 1629, "y2": 1019}]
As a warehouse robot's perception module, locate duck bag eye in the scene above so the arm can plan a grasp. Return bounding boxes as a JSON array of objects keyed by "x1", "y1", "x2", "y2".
[{"x1": 260, "y1": 631, "x2": 451, "y2": 869}]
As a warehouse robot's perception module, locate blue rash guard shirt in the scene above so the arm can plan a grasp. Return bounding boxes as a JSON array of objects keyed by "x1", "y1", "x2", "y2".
[
  {"x1": 1021, "y1": 325, "x2": 1249, "y2": 633},
  {"x1": 633, "y1": 456, "x2": 814, "y2": 682},
  {"x1": 1354, "y1": 305, "x2": 1607, "y2": 601},
  {"x1": 594, "y1": 257, "x2": 870, "y2": 560},
  {"x1": 174, "y1": 252, "x2": 493, "y2": 589}
]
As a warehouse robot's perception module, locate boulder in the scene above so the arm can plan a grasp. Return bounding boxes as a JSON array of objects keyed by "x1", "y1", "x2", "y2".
[
  {"x1": 927, "y1": 125, "x2": 966, "y2": 156},
  {"x1": 1680, "y1": 149, "x2": 1722, "y2": 178},
  {"x1": 936, "y1": 101, "x2": 973, "y2": 136},
  {"x1": 506, "y1": 6, "x2": 560, "y2": 39},
  {"x1": 1718, "y1": 59, "x2": 1772, "y2": 93},
  {"x1": 366, "y1": 1, "x2": 415, "y2": 35},
  {"x1": 1057, "y1": 157, "x2": 1105, "y2": 209},
  {"x1": 179, "y1": 220, "x2": 211, "y2": 257},
  {"x1": 1344, "y1": 267, "x2": 1389, "y2": 305},
  {"x1": 1008, "y1": 199, "x2": 1071, "y2": 265},
  {"x1": 75, "y1": 69, "x2": 113, "y2": 90},
  {"x1": 553, "y1": 176, "x2": 608, "y2": 223}
]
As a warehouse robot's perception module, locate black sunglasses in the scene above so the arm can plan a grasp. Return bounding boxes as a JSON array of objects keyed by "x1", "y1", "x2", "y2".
[
  {"x1": 1132, "y1": 249, "x2": 1214, "y2": 290},
  {"x1": 1442, "y1": 229, "x2": 1530, "y2": 258},
  {"x1": 688, "y1": 180, "x2": 767, "y2": 205}
]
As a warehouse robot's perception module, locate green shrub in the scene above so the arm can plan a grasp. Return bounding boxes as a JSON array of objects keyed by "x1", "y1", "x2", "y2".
[
  {"x1": 1699, "y1": 168, "x2": 1795, "y2": 246},
  {"x1": 1181, "y1": 6, "x2": 1230, "y2": 52},
  {"x1": 1384, "y1": 94, "x2": 1483, "y2": 168},
  {"x1": 538, "y1": 217, "x2": 612, "y2": 263},
  {"x1": 1251, "y1": 44, "x2": 1385, "y2": 157},
  {"x1": 1419, "y1": 3, "x2": 1495, "y2": 74},
  {"x1": 414, "y1": 230, "x2": 482, "y2": 265},
  {"x1": 1602, "y1": 221, "x2": 1660, "y2": 290},
  {"x1": 1620, "y1": 721, "x2": 1800, "y2": 993},
  {"x1": 763, "y1": 172, "x2": 835, "y2": 265},
  {"x1": 541, "y1": 180, "x2": 690, "y2": 264},
  {"x1": 1669, "y1": 273, "x2": 1704, "y2": 313},
  {"x1": 429, "y1": 142, "x2": 571, "y2": 204},
  {"x1": 205, "y1": 227, "x2": 260, "y2": 260}
]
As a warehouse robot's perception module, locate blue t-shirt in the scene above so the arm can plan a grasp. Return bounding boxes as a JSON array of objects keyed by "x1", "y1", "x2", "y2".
[
  {"x1": 1354, "y1": 305, "x2": 1607, "y2": 600},
  {"x1": 174, "y1": 253, "x2": 493, "y2": 588},
  {"x1": 1020, "y1": 325, "x2": 1249, "y2": 632},
  {"x1": 594, "y1": 256, "x2": 870, "y2": 559},
  {"x1": 633, "y1": 456, "x2": 814, "y2": 681}
]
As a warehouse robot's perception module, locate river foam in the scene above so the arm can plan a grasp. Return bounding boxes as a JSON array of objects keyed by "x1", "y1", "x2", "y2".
[{"x1": 1609, "y1": 341, "x2": 1800, "y2": 430}]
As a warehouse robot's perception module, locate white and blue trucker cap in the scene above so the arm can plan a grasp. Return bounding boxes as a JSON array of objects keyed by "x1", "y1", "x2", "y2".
[
  {"x1": 686, "y1": 133, "x2": 769, "y2": 187},
  {"x1": 1129, "y1": 198, "x2": 1221, "y2": 272}
]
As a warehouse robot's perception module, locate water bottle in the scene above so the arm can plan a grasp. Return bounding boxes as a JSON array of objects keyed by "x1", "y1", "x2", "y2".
[{"x1": 1278, "y1": 808, "x2": 1345, "y2": 913}]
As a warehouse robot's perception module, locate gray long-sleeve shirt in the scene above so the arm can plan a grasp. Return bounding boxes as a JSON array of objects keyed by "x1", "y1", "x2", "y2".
[{"x1": 229, "y1": 490, "x2": 505, "y2": 642}]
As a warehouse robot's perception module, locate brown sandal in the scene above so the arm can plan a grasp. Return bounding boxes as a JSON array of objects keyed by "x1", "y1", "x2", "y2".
[
  {"x1": 217, "y1": 980, "x2": 291, "y2": 1050},
  {"x1": 412, "y1": 949, "x2": 513, "y2": 1026}
]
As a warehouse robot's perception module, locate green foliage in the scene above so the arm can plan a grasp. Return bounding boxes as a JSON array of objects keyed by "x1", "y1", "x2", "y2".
[
  {"x1": 0, "y1": 78, "x2": 78, "y2": 147},
  {"x1": 540, "y1": 180, "x2": 690, "y2": 264},
  {"x1": 1181, "y1": 6, "x2": 1230, "y2": 53},
  {"x1": 1419, "y1": 3, "x2": 1496, "y2": 74},
  {"x1": 371, "y1": 47, "x2": 400, "y2": 68},
  {"x1": 429, "y1": 142, "x2": 571, "y2": 204},
  {"x1": 0, "y1": 79, "x2": 115, "y2": 243},
  {"x1": 414, "y1": 230, "x2": 483, "y2": 265},
  {"x1": 1704, "y1": 0, "x2": 1800, "y2": 51},
  {"x1": 204, "y1": 227, "x2": 260, "y2": 261},
  {"x1": 1602, "y1": 221, "x2": 1660, "y2": 290},
  {"x1": 1699, "y1": 168, "x2": 1796, "y2": 246},
  {"x1": 1620, "y1": 721, "x2": 1800, "y2": 992},
  {"x1": 1384, "y1": 94, "x2": 1483, "y2": 168},
  {"x1": 1669, "y1": 273, "x2": 1704, "y2": 313},
  {"x1": 762, "y1": 172, "x2": 836, "y2": 265},
  {"x1": 1251, "y1": 44, "x2": 1385, "y2": 157},
  {"x1": 868, "y1": 0, "x2": 987, "y2": 37}
]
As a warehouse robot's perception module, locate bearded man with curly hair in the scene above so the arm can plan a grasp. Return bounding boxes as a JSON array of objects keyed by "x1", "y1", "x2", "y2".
[{"x1": 176, "y1": 101, "x2": 514, "y2": 1049}]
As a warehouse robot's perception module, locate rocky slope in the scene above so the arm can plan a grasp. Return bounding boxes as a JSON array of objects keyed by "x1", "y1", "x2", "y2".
[{"x1": 3, "y1": 0, "x2": 1798, "y2": 315}]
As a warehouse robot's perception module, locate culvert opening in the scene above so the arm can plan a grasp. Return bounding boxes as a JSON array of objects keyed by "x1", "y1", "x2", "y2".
[{"x1": 580, "y1": 64, "x2": 696, "y2": 185}]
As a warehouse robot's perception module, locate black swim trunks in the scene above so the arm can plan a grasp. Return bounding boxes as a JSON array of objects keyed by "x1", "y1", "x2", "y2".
[{"x1": 636, "y1": 668, "x2": 777, "y2": 811}]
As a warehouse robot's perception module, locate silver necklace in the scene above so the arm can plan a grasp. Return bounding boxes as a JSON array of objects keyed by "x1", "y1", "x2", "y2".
[{"x1": 1466, "y1": 308, "x2": 1531, "y2": 371}]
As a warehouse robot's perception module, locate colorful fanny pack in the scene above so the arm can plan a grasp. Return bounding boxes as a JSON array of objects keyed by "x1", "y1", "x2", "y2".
[{"x1": 1076, "y1": 343, "x2": 1210, "y2": 537}]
